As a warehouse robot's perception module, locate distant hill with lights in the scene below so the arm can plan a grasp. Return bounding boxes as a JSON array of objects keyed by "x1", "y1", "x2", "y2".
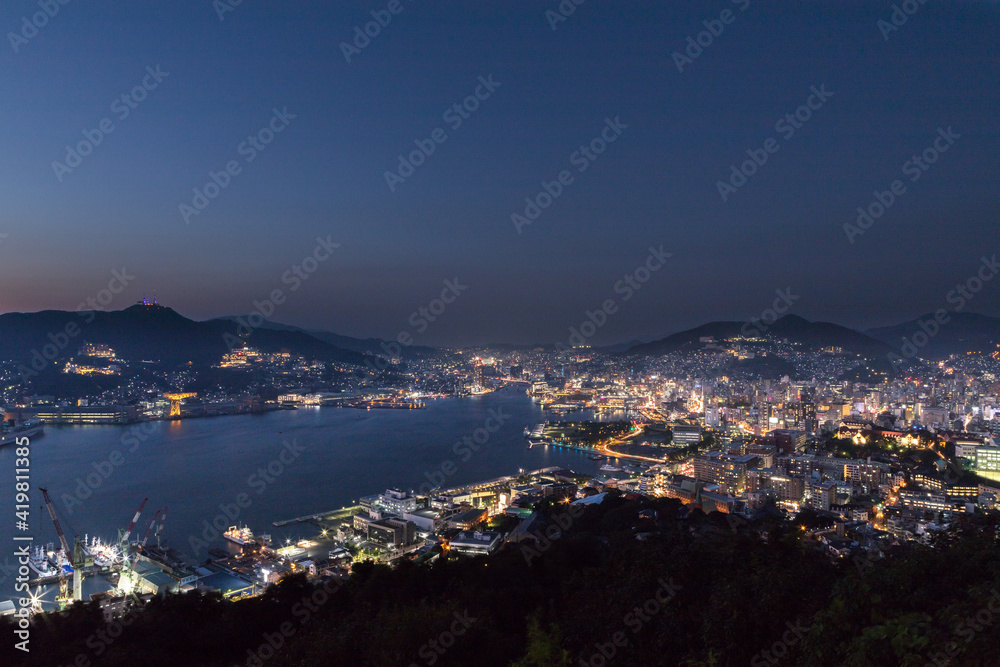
[
  {"x1": 627, "y1": 314, "x2": 896, "y2": 360},
  {"x1": 0, "y1": 302, "x2": 371, "y2": 370},
  {"x1": 866, "y1": 312, "x2": 1000, "y2": 360}
]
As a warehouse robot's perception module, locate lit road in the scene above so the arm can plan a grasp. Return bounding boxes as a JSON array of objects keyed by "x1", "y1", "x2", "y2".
[{"x1": 600, "y1": 427, "x2": 664, "y2": 464}]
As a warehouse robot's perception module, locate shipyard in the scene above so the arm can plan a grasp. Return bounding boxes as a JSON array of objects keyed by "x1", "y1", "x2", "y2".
[
  {"x1": 15, "y1": 457, "x2": 628, "y2": 619},
  {"x1": 10, "y1": 385, "x2": 655, "y2": 614}
]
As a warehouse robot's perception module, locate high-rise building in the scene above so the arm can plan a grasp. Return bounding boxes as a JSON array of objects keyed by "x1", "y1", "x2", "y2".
[
  {"x1": 692, "y1": 452, "x2": 755, "y2": 495},
  {"x1": 976, "y1": 447, "x2": 1000, "y2": 474},
  {"x1": 673, "y1": 424, "x2": 702, "y2": 446},
  {"x1": 769, "y1": 474, "x2": 805, "y2": 504},
  {"x1": 807, "y1": 479, "x2": 837, "y2": 511}
]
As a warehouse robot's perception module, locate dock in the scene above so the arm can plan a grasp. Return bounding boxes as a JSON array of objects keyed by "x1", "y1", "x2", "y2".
[
  {"x1": 27, "y1": 574, "x2": 63, "y2": 587},
  {"x1": 272, "y1": 505, "x2": 362, "y2": 527}
]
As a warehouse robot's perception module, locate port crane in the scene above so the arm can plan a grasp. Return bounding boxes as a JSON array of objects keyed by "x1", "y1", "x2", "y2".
[
  {"x1": 118, "y1": 498, "x2": 147, "y2": 554},
  {"x1": 118, "y1": 508, "x2": 163, "y2": 597},
  {"x1": 139, "y1": 509, "x2": 161, "y2": 552},
  {"x1": 110, "y1": 498, "x2": 147, "y2": 596},
  {"x1": 39, "y1": 488, "x2": 92, "y2": 607},
  {"x1": 155, "y1": 507, "x2": 167, "y2": 549}
]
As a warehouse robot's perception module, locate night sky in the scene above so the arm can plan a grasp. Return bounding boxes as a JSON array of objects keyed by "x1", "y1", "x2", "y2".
[{"x1": 2, "y1": 1, "x2": 998, "y2": 346}]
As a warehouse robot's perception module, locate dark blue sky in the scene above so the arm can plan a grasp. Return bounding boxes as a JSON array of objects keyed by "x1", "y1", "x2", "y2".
[{"x1": 2, "y1": 1, "x2": 998, "y2": 346}]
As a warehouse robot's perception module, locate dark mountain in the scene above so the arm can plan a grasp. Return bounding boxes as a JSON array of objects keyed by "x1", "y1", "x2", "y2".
[
  {"x1": 628, "y1": 314, "x2": 895, "y2": 359},
  {"x1": 626, "y1": 320, "x2": 745, "y2": 356},
  {"x1": 594, "y1": 339, "x2": 644, "y2": 354},
  {"x1": 866, "y1": 311, "x2": 1000, "y2": 360},
  {"x1": 767, "y1": 314, "x2": 897, "y2": 358},
  {"x1": 0, "y1": 304, "x2": 370, "y2": 370},
  {"x1": 211, "y1": 317, "x2": 436, "y2": 358}
]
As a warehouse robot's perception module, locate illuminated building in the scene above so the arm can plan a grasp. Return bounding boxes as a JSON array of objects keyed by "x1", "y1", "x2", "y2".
[
  {"x1": 976, "y1": 446, "x2": 1000, "y2": 474},
  {"x1": 898, "y1": 489, "x2": 954, "y2": 514},
  {"x1": 747, "y1": 468, "x2": 779, "y2": 493},
  {"x1": 79, "y1": 342, "x2": 116, "y2": 358},
  {"x1": 769, "y1": 429, "x2": 807, "y2": 454},
  {"x1": 672, "y1": 424, "x2": 701, "y2": 446},
  {"x1": 446, "y1": 508, "x2": 488, "y2": 531},
  {"x1": 218, "y1": 346, "x2": 263, "y2": 367},
  {"x1": 449, "y1": 530, "x2": 502, "y2": 556},
  {"x1": 375, "y1": 489, "x2": 419, "y2": 517},
  {"x1": 844, "y1": 461, "x2": 887, "y2": 492},
  {"x1": 25, "y1": 405, "x2": 138, "y2": 424},
  {"x1": 63, "y1": 361, "x2": 119, "y2": 376},
  {"x1": 368, "y1": 518, "x2": 415, "y2": 547},
  {"x1": 769, "y1": 474, "x2": 805, "y2": 503},
  {"x1": 692, "y1": 452, "x2": 753, "y2": 495},
  {"x1": 807, "y1": 479, "x2": 838, "y2": 511}
]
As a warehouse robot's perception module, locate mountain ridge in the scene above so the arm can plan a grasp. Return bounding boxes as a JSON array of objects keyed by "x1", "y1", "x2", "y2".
[
  {"x1": 866, "y1": 311, "x2": 1000, "y2": 360},
  {"x1": 0, "y1": 304, "x2": 371, "y2": 371},
  {"x1": 627, "y1": 314, "x2": 896, "y2": 359}
]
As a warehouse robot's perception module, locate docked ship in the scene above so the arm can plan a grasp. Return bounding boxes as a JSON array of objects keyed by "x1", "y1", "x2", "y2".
[
  {"x1": 0, "y1": 419, "x2": 44, "y2": 447},
  {"x1": 599, "y1": 464, "x2": 622, "y2": 473},
  {"x1": 28, "y1": 545, "x2": 56, "y2": 577},
  {"x1": 47, "y1": 548, "x2": 73, "y2": 574},
  {"x1": 81, "y1": 535, "x2": 118, "y2": 568},
  {"x1": 224, "y1": 525, "x2": 255, "y2": 546}
]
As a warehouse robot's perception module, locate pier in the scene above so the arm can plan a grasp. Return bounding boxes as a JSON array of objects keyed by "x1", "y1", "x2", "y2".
[
  {"x1": 27, "y1": 574, "x2": 63, "y2": 587},
  {"x1": 272, "y1": 505, "x2": 362, "y2": 527}
]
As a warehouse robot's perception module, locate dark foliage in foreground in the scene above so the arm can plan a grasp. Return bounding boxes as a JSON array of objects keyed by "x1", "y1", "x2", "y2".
[{"x1": 5, "y1": 494, "x2": 1000, "y2": 666}]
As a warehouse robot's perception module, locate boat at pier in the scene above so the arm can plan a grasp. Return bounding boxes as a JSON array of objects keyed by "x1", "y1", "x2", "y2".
[
  {"x1": 0, "y1": 419, "x2": 44, "y2": 447},
  {"x1": 81, "y1": 535, "x2": 118, "y2": 568},
  {"x1": 28, "y1": 545, "x2": 55, "y2": 577},
  {"x1": 224, "y1": 525, "x2": 255, "y2": 546}
]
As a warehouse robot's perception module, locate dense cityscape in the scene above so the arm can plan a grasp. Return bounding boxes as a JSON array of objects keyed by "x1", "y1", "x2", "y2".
[
  {"x1": 2, "y1": 298, "x2": 1000, "y2": 665},
  {"x1": 4, "y1": 1, "x2": 1000, "y2": 665}
]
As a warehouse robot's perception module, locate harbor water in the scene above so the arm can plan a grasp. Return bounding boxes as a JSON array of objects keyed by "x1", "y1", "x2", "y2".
[{"x1": 0, "y1": 389, "x2": 623, "y2": 603}]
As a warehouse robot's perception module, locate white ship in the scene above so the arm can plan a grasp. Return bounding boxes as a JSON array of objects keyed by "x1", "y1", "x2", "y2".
[
  {"x1": 28, "y1": 545, "x2": 55, "y2": 577},
  {"x1": 599, "y1": 464, "x2": 622, "y2": 473},
  {"x1": 224, "y1": 525, "x2": 255, "y2": 546},
  {"x1": 81, "y1": 535, "x2": 118, "y2": 568},
  {"x1": 0, "y1": 419, "x2": 44, "y2": 447}
]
